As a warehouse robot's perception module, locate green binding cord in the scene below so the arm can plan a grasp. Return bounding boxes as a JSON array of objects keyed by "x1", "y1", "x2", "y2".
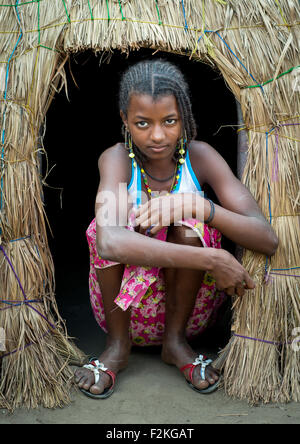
[
  {"x1": 155, "y1": 0, "x2": 162, "y2": 25},
  {"x1": 87, "y1": 0, "x2": 94, "y2": 21},
  {"x1": 244, "y1": 65, "x2": 300, "y2": 89},
  {"x1": 61, "y1": 0, "x2": 71, "y2": 23},
  {"x1": 39, "y1": 45, "x2": 60, "y2": 53},
  {"x1": 118, "y1": 0, "x2": 125, "y2": 21},
  {"x1": 105, "y1": 0, "x2": 110, "y2": 22}
]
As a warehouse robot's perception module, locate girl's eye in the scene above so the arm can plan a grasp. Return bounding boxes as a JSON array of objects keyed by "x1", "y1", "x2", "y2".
[
  {"x1": 165, "y1": 119, "x2": 176, "y2": 125},
  {"x1": 136, "y1": 121, "x2": 149, "y2": 128}
]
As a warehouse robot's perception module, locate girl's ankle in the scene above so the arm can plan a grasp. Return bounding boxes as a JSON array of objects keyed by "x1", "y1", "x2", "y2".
[
  {"x1": 162, "y1": 332, "x2": 186, "y2": 348},
  {"x1": 106, "y1": 337, "x2": 132, "y2": 350}
]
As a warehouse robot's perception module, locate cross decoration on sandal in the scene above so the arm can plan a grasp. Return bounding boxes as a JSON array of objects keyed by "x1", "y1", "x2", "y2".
[
  {"x1": 79, "y1": 358, "x2": 116, "y2": 399},
  {"x1": 180, "y1": 354, "x2": 220, "y2": 394},
  {"x1": 192, "y1": 354, "x2": 212, "y2": 380}
]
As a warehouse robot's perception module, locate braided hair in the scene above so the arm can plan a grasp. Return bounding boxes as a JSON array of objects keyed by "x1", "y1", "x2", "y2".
[{"x1": 119, "y1": 59, "x2": 197, "y2": 163}]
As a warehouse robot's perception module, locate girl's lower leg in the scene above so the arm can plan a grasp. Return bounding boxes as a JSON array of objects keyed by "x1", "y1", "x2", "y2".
[
  {"x1": 97, "y1": 264, "x2": 131, "y2": 343},
  {"x1": 75, "y1": 264, "x2": 132, "y2": 395},
  {"x1": 163, "y1": 266, "x2": 204, "y2": 339},
  {"x1": 161, "y1": 225, "x2": 220, "y2": 390},
  {"x1": 162, "y1": 268, "x2": 219, "y2": 389}
]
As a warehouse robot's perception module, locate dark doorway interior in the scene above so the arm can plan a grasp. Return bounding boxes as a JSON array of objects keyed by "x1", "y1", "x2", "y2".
[{"x1": 43, "y1": 49, "x2": 237, "y2": 356}]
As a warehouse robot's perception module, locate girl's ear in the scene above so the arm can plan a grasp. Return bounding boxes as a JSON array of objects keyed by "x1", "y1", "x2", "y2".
[{"x1": 120, "y1": 110, "x2": 127, "y2": 128}]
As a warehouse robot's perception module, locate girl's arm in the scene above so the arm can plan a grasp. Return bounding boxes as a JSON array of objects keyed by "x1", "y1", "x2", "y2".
[
  {"x1": 192, "y1": 141, "x2": 278, "y2": 257},
  {"x1": 134, "y1": 141, "x2": 279, "y2": 257},
  {"x1": 95, "y1": 145, "x2": 255, "y2": 292}
]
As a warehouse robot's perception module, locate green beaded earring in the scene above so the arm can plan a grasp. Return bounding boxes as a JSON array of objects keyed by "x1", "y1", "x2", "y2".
[
  {"x1": 178, "y1": 131, "x2": 187, "y2": 164},
  {"x1": 125, "y1": 127, "x2": 137, "y2": 168}
]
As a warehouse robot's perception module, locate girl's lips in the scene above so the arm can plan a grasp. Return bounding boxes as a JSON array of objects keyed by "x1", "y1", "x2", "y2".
[{"x1": 148, "y1": 145, "x2": 168, "y2": 152}]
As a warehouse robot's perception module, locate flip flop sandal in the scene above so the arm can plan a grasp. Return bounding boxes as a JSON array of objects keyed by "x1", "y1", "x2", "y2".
[
  {"x1": 79, "y1": 357, "x2": 116, "y2": 399},
  {"x1": 180, "y1": 354, "x2": 221, "y2": 394}
]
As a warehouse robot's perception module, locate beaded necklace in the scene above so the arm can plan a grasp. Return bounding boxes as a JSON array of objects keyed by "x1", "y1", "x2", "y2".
[
  {"x1": 126, "y1": 132, "x2": 186, "y2": 199},
  {"x1": 140, "y1": 161, "x2": 182, "y2": 199}
]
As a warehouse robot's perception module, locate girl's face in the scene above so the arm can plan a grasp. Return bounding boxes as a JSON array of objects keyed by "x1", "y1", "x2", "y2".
[{"x1": 121, "y1": 94, "x2": 182, "y2": 162}]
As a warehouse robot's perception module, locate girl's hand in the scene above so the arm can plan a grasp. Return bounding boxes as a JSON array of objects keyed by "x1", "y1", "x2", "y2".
[
  {"x1": 210, "y1": 249, "x2": 255, "y2": 297},
  {"x1": 133, "y1": 193, "x2": 205, "y2": 235}
]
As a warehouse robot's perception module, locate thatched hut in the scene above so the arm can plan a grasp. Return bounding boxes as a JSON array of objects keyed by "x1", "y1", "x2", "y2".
[{"x1": 0, "y1": 0, "x2": 299, "y2": 410}]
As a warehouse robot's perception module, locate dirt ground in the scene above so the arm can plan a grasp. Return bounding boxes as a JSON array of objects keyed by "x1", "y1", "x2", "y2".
[
  {"x1": 1, "y1": 350, "x2": 299, "y2": 425},
  {"x1": 1, "y1": 267, "x2": 299, "y2": 426},
  {"x1": 1, "y1": 329, "x2": 299, "y2": 425}
]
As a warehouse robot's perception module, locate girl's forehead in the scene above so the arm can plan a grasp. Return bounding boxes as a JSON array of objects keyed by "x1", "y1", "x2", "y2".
[{"x1": 127, "y1": 93, "x2": 179, "y2": 116}]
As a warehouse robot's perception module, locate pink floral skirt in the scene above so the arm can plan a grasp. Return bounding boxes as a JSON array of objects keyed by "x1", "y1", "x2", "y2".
[{"x1": 86, "y1": 218, "x2": 226, "y2": 346}]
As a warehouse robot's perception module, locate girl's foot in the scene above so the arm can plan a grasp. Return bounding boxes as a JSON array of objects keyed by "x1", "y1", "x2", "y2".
[
  {"x1": 161, "y1": 337, "x2": 219, "y2": 391},
  {"x1": 75, "y1": 339, "x2": 131, "y2": 396}
]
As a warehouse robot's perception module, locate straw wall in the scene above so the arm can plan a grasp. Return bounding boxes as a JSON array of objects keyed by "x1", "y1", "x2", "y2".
[{"x1": 0, "y1": 0, "x2": 299, "y2": 409}]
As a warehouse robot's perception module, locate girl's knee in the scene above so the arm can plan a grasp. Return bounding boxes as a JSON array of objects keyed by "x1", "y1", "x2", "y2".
[
  {"x1": 167, "y1": 224, "x2": 203, "y2": 247},
  {"x1": 96, "y1": 264, "x2": 125, "y2": 282}
]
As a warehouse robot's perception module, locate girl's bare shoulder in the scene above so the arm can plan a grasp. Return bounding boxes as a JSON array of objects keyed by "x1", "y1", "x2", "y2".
[
  {"x1": 188, "y1": 139, "x2": 217, "y2": 160},
  {"x1": 188, "y1": 140, "x2": 219, "y2": 185},
  {"x1": 98, "y1": 143, "x2": 131, "y2": 184}
]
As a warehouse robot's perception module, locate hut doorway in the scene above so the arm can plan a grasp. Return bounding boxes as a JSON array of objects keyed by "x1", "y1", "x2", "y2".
[{"x1": 43, "y1": 49, "x2": 237, "y2": 353}]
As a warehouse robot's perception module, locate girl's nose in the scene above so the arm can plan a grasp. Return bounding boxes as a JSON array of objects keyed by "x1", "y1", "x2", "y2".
[{"x1": 150, "y1": 125, "x2": 164, "y2": 143}]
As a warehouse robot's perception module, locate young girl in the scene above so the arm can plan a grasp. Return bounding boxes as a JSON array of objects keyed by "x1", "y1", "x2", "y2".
[{"x1": 75, "y1": 59, "x2": 278, "y2": 399}]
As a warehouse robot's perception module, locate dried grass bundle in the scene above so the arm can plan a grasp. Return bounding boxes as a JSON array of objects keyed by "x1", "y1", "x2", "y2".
[
  {"x1": 0, "y1": 153, "x2": 85, "y2": 409},
  {"x1": 0, "y1": 0, "x2": 299, "y2": 408}
]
